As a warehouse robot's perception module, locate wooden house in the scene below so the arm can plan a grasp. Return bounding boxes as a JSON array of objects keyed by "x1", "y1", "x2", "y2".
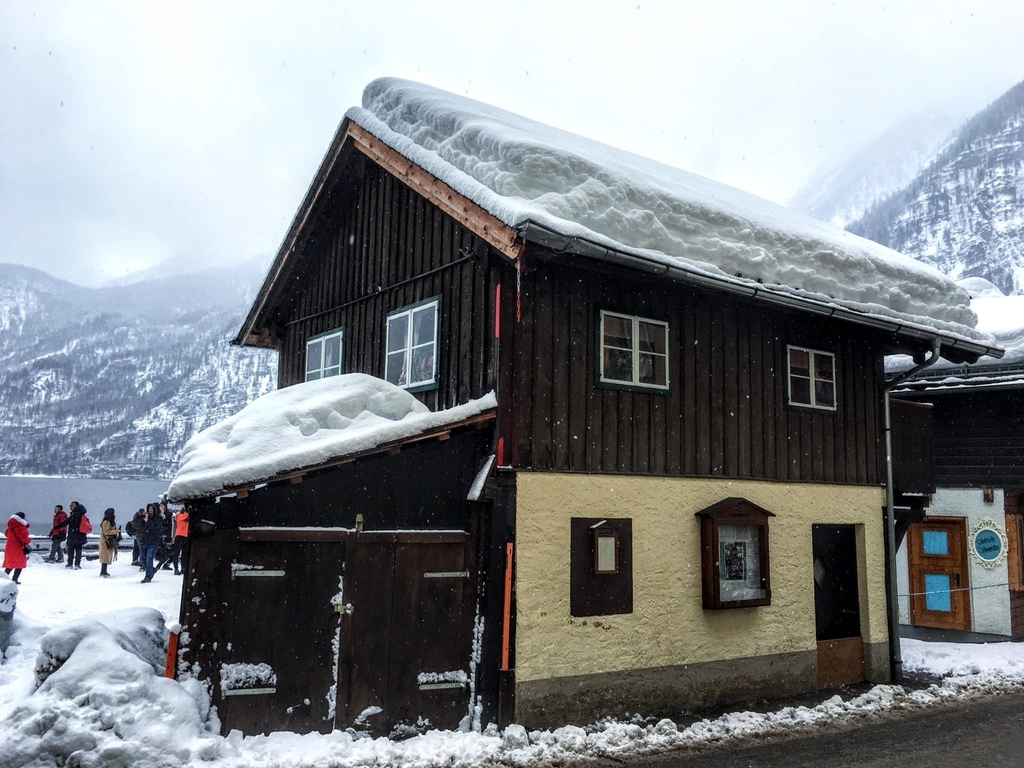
[
  {"x1": 894, "y1": 291, "x2": 1024, "y2": 638},
  {"x1": 169, "y1": 79, "x2": 1002, "y2": 736}
]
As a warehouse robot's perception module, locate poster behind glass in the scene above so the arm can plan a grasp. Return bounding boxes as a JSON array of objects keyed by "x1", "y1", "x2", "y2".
[{"x1": 718, "y1": 524, "x2": 765, "y2": 601}]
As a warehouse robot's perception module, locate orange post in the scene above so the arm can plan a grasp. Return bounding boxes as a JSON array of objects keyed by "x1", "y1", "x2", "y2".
[
  {"x1": 500, "y1": 541, "x2": 514, "y2": 671},
  {"x1": 164, "y1": 627, "x2": 180, "y2": 679}
]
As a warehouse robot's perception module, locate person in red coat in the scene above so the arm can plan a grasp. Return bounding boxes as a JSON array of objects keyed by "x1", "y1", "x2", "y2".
[
  {"x1": 46, "y1": 505, "x2": 68, "y2": 563},
  {"x1": 3, "y1": 513, "x2": 31, "y2": 584}
]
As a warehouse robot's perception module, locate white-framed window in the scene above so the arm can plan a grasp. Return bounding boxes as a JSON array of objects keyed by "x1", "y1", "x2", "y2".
[
  {"x1": 787, "y1": 345, "x2": 836, "y2": 410},
  {"x1": 385, "y1": 297, "x2": 439, "y2": 391},
  {"x1": 305, "y1": 328, "x2": 344, "y2": 381},
  {"x1": 599, "y1": 310, "x2": 669, "y2": 390}
]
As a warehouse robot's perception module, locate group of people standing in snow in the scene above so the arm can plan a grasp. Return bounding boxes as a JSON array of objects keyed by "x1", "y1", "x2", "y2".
[
  {"x1": 3, "y1": 500, "x2": 189, "y2": 584},
  {"x1": 124, "y1": 502, "x2": 190, "y2": 583}
]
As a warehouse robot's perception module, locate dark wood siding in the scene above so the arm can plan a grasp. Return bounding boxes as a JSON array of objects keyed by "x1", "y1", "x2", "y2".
[
  {"x1": 497, "y1": 254, "x2": 886, "y2": 485},
  {"x1": 268, "y1": 156, "x2": 890, "y2": 486},
  {"x1": 907, "y1": 388, "x2": 1024, "y2": 488},
  {"x1": 275, "y1": 158, "x2": 500, "y2": 412},
  {"x1": 890, "y1": 399, "x2": 935, "y2": 495}
]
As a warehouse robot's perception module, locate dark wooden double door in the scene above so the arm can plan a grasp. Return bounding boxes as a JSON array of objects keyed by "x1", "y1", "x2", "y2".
[{"x1": 221, "y1": 533, "x2": 475, "y2": 735}]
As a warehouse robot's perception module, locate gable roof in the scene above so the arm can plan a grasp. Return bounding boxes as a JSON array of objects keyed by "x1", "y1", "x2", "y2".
[{"x1": 238, "y1": 78, "x2": 1003, "y2": 364}]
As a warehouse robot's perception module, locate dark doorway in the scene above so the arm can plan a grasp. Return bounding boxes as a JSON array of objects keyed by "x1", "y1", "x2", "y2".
[{"x1": 812, "y1": 524, "x2": 864, "y2": 686}]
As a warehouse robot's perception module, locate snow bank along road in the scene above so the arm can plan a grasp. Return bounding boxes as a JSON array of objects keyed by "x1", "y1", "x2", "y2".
[
  {"x1": 620, "y1": 691, "x2": 1024, "y2": 767},
  {"x1": 4, "y1": 559, "x2": 1024, "y2": 767}
]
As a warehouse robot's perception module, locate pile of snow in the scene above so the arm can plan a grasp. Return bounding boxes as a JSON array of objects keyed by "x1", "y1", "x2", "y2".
[
  {"x1": 167, "y1": 374, "x2": 496, "y2": 500},
  {"x1": 5, "y1": 564, "x2": 1024, "y2": 768},
  {"x1": 967, "y1": 294, "x2": 1024, "y2": 365},
  {"x1": 959, "y1": 276, "x2": 1006, "y2": 299},
  {"x1": 348, "y1": 78, "x2": 990, "y2": 345}
]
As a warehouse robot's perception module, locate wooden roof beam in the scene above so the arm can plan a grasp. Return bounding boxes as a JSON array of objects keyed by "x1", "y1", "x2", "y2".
[{"x1": 347, "y1": 123, "x2": 524, "y2": 263}]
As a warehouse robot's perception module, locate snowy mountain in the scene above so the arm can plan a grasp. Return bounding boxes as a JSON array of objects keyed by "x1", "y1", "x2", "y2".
[
  {"x1": 847, "y1": 80, "x2": 1024, "y2": 295},
  {"x1": 789, "y1": 108, "x2": 962, "y2": 228},
  {"x1": 0, "y1": 262, "x2": 277, "y2": 480}
]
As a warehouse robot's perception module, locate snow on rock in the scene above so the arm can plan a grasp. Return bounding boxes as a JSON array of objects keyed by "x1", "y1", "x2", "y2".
[
  {"x1": 0, "y1": 578, "x2": 16, "y2": 613},
  {"x1": 347, "y1": 78, "x2": 990, "y2": 345},
  {"x1": 167, "y1": 374, "x2": 497, "y2": 500},
  {"x1": 35, "y1": 608, "x2": 167, "y2": 685},
  {"x1": 2, "y1": 610, "x2": 223, "y2": 768}
]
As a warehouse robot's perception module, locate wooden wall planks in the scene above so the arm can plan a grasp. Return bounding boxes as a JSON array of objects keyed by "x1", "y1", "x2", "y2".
[
  {"x1": 504, "y1": 255, "x2": 885, "y2": 486},
  {"x1": 271, "y1": 155, "x2": 888, "y2": 487}
]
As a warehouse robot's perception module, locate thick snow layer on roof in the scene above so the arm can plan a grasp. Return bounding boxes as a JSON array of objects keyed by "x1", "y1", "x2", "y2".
[
  {"x1": 167, "y1": 374, "x2": 496, "y2": 500},
  {"x1": 889, "y1": 283, "x2": 1024, "y2": 383},
  {"x1": 347, "y1": 78, "x2": 989, "y2": 344}
]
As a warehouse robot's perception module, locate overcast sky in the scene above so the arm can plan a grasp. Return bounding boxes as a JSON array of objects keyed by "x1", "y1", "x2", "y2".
[{"x1": 2, "y1": 1, "x2": 1021, "y2": 286}]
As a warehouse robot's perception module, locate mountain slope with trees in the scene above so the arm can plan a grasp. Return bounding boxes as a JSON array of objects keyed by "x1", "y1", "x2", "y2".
[
  {"x1": 847, "y1": 80, "x2": 1024, "y2": 295},
  {"x1": 0, "y1": 262, "x2": 276, "y2": 479}
]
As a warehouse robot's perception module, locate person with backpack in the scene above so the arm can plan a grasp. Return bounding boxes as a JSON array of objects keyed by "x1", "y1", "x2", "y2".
[
  {"x1": 3, "y1": 513, "x2": 31, "y2": 584},
  {"x1": 64, "y1": 501, "x2": 91, "y2": 570},
  {"x1": 45, "y1": 504, "x2": 68, "y2": 563},
  {"x1": 138, "y1": 503, "x2": 164, "y2": 583},
  {"x1": 126, "y1": 508, "x2": 145, "y2": 567}
]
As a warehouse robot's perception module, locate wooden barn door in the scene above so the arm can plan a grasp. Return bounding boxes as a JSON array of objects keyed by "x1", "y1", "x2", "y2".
[
  {"x1": 813, "y1": 524, "x2": 864, "y2": 687},
  {"x1": 221, "y1": 540, "x2": 346, "y2": 735},
  {"x1": 336, "y1": 533, "x2": 474, "y2": 734},
  {"x1": 908, "y1": 518, "x2": 971, "y2": 631}
]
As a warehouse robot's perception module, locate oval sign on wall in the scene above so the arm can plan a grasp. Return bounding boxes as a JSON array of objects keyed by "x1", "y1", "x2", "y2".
[{"x1": 969, "y1": 519, "x2": 1008, "y2": 569}]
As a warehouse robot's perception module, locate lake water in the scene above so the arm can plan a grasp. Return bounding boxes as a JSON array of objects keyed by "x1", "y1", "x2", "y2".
[{"x1": 0, "y1": 476, "x2": 170, "y2": 533}]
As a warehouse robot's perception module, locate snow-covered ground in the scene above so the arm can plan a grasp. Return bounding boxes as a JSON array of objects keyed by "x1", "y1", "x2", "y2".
[{"x1": 3, "y1": 557, "x2": 1024, "y2": 768}]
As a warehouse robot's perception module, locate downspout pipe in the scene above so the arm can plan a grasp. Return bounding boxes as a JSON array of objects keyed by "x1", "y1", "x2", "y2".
[{"x1": 881, "y1": 338, "x2": 941, "y2": 683}]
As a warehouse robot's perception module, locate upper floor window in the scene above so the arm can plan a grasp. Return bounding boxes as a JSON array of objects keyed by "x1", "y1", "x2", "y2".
[
  {"x1": 599, "y1": 310, "x2": 669, "y2": 390},
  {"x1": 385, "y1": 298, "x2": 439, "y2": 391},
  {"x1": 305, "y1": 328, "x2": 343, "y2": 381},
  {"x1": 787, "y1": 346, "x2": 836, "y2": 410}
]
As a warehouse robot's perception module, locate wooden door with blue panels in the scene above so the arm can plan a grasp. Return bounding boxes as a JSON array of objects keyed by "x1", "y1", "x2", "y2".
[{"x1": 908, "y1": 518, "x2": 971, "y2": 631}]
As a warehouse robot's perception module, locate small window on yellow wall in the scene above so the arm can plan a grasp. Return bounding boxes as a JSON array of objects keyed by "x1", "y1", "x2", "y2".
[
  {"x1": 593, "y1": 525, "x2": 619, "y2": 574},
  {"x1": 570, "y1": 518, "x2": 632, "y2": 616},
  {"x1": 695, "y1": 498, "x2": 774, "y2": 610}
]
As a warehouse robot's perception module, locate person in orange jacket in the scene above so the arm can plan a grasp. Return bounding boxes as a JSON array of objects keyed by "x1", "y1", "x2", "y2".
[{"x1": 156, "y1": 506, "x2": 190, "y2": 576}]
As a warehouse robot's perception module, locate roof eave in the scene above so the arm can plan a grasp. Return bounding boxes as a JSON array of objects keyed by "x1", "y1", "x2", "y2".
[{"x1": 517, "y1": 220, "x2": 1005, "y2": 365}]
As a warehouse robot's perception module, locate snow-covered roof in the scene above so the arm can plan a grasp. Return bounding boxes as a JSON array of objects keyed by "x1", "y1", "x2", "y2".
[
  {"x1": 167, "y1": 374, "x2": 496, "y2": 501},
  {"x1": 893, "y1": 280, "x2": 1024, "y2": 392},
  {"x1": 320, "y1": 77, "x2": 1001, "y2": 360}
]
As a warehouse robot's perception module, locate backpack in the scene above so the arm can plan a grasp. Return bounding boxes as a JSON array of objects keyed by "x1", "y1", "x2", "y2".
[{"x1": 80, "y1": 513, "x2": 93, "y2": 534}]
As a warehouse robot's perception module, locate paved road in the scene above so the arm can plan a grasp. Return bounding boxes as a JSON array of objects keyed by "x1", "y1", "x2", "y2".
[{"x1": 613, "y1": 692, "x2": 1024, "y2": 767}]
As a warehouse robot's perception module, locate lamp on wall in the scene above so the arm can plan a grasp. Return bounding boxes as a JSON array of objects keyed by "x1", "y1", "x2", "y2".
[{"x1": 983, "y1": 487, "x2": 995, "y2": 504}]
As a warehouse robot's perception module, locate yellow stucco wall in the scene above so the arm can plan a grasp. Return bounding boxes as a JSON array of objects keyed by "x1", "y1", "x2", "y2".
[{"x1": 513, "y1": 473, "x2": 888, "y2": 682}]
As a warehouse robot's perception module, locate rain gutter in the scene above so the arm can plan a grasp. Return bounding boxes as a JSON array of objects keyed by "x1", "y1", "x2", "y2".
[
  {"x1": 881, "y1": 338, "x2": 942, "y2": 684},
  {"x1": 516, "y1": 221, "x2": 1004, "y2": 363}
]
